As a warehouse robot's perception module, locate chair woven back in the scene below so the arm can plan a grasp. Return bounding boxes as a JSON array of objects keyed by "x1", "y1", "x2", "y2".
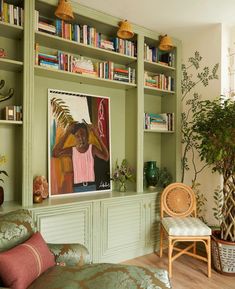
[{"x1": 161, "y1": 183, "x2": 196, "y2": 218}]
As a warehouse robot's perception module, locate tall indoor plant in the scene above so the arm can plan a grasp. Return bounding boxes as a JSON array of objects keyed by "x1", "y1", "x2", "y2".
[{"x1": 192, "y1": 97, "x2": 235, "y2": 274}]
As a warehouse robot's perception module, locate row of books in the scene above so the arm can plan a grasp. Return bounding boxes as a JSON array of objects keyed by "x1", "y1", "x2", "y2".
[
  {"x1": 145, "y1": 72, "x2": 174, "y2": 91},
  {"x1": 144, "y1": 113, "x2": 174, "y2": 131},
  {"x1": 144, "y1": 44, "x2": 175, "y2": 67},
  {"x1": 34, "y1": 12, "x2": 136, "y2": 57},
  {"x1": 0, "y1": 1, "x2": 24, "y2": 26},
  {"x1": 35, "y1": 47, "x2": 136, "y2": 84},
  {"x1": 2, "y1": 105, "x2": 23, "y2": 121},
  {"x1": 98, "y1": 62, "x2": 136, "y2": 83}
]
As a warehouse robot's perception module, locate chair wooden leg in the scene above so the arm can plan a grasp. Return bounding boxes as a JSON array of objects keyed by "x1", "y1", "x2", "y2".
[
  {"x1": 193, "y1": 241, "x2": 196, "y2": 254},
  {"x1": 168, "y1": 237, "x2": 173, "y2": 278},
  {"x1": 207, "y1": 238, "x2": 211, "y2": 278},
  {"x1": 159, "y1": 225, "x2": 163, "y2": 257}
]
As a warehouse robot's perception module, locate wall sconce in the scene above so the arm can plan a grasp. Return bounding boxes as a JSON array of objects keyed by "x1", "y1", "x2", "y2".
[
  {"x1": 159, "y1": 35, "x2": 173, "y2": 51},
  {"x1": 117, "y1": 20, "x2": 134, "y2": 40},
  {"x1": 55, "y1": 0, "x2": 74, "y2": 21}
]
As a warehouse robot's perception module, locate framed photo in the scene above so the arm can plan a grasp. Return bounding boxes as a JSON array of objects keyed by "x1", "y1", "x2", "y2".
[{"x1": 48, "y1": 89, "x2": 111, "y2": 196}]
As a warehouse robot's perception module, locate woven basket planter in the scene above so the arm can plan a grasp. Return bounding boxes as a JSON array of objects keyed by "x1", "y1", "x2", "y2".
[{"x1": 211, "y1": 231, "x2": 235, "y2": 275}]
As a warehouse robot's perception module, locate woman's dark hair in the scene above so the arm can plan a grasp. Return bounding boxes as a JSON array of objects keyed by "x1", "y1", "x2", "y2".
[{"x1": 71, "y1": 122, "x2": 88, "y2": 135}]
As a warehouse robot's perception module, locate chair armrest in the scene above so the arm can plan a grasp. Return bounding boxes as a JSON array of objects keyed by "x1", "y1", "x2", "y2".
[{"x1": 48, "y1": 243, "x2": 91, "y2": 267}]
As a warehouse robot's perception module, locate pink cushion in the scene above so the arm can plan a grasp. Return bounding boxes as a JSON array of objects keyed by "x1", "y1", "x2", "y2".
[{"x1": 0, "y1": 232, "x2": 55, "y2": 289}]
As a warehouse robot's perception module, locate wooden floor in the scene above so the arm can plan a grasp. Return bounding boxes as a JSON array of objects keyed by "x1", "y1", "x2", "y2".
[{"x1": 123, "y1": 252, "x2": 234, "y2": 289}]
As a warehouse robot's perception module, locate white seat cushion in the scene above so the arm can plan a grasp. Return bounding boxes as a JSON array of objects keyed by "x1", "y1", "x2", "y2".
[{"x1": 162, "y1": 217, "x2": 211, "y2": 236}]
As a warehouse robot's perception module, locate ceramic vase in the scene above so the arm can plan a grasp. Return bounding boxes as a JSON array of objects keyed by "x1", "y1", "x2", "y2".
[
  {"x1": 119, "y1": 181, "x2": 126, "y2": 192},
  {"x1": 145, "y1": 161, "x2": 159, "y2": 189}
]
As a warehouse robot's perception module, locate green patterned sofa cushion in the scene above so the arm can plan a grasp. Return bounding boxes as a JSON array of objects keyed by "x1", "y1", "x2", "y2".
[
  {"x1": 48, "y1": 243, "x2": 91, "y2": 266},
  {"x1": 28, "y1": 263, "x2": 171, "y2": 289},
  {"x1": 0, "y1": 209, "x2": 36, "y2": 252}
]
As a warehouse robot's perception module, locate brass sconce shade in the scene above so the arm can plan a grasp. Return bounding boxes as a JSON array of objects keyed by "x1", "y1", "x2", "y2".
[
  {"x1": 159, "y1": 34, "x2": 173, "y2": 51},
  {"x1": 55, "y1": 0, "x2": 74, "y2": 21},
  {"x1": 117, "y1": 20, "x2": 134, "y2": 39}
]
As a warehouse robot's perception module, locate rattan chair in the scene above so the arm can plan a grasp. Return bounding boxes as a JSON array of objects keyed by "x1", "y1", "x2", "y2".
[{"x1": 159, "y1": 183, "x2": 211, "y2": 277}]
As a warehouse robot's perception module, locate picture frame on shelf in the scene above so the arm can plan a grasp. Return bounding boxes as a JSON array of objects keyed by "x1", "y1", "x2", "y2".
[{"x1": 48, "y1": 89, "x2": 111, "y2": 197}]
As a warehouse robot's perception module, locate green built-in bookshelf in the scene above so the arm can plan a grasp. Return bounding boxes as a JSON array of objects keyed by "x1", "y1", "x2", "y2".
[{"x1": 0, "y1": 0, "x2": 181, "y2": 210}]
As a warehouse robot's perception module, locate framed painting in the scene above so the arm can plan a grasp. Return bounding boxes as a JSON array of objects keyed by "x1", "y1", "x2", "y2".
[{"x1": 48, "y1": 89, "x2": 111, "y2": 196}]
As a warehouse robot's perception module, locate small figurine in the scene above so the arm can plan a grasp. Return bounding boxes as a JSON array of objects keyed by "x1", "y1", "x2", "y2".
[
  {"x1": 33, "y1": 176, "x2": 49, "y2": 201},
  {"x1": 0, "y1": 48, "x2": 6, "y2": 58}
]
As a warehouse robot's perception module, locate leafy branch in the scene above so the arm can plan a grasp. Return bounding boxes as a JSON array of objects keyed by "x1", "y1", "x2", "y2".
[
  {"x1": 181, "y1": 51, "x2": 219, "y2": 101},
  {"x1": 50, "y1": 97, "x2": 74, "y2": 128},
  {"x1": 181, "y1": 52, "x2": 219, "y2": 183}
]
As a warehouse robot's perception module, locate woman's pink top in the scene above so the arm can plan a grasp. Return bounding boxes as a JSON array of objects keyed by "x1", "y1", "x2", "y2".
[{"x1": 72, "y1": 145, "x2": 95, "y2": 184}]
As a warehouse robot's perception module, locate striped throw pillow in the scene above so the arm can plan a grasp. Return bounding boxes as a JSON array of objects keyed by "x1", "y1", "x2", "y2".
[{"x1": 0, "y1": 232, "x2": 55, "y2": 289}]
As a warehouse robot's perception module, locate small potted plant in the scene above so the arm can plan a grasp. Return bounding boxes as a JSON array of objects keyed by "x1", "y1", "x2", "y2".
[
  {"x1": 111, "y1": 159, "x2": 135, "y2": 192},
  {"x1": 192, "y1": 97, "x2": 235, "y2": 275},
  {"x1": 0, "y1": 154, "x2": 8, "y2": 205}
]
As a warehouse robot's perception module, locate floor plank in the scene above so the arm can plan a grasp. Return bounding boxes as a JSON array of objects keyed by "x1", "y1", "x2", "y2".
[{"x1": 123, "y1": 252, "x2": 234, "y2": 289}]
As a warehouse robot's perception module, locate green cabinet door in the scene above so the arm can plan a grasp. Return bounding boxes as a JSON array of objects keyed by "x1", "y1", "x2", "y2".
[
  {"x1": 99, "y1": 197, "x2": 145, "y2": 263},
  {"x1": 144, "y1": 193, "x2": 160, "y2": 253},
  {"x1": 31, "y1": 202, "x2": 93, "y2": 258}
]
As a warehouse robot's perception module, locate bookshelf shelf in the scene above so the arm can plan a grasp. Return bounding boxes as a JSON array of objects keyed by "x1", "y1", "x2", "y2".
[
  {"x1": 34, "y1": 65, "x2": 137, "y2": 89},
  {"x1": 144, "y1": 129, "x2": 174, "y2": 133},
  {"x1": 144, "y1": 60, "x2": 175, "y2": 73},
  {"x1": 35, "y1": 31, "x2": 137, "y2": 66},
  {"x1": 144, "y1": 86, "x2": 175, "y2": 96},
  {"x1": 0, "y1": 58, "x2": 23, "y2": 72},
  {"x1": 0, "y1": 120, "x2": 23, "y2": 125},
  {"x1": 0, "y1": 21, "x2": 23, "y2": 39}
]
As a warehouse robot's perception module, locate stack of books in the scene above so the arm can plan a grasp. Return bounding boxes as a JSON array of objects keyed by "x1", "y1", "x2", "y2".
[
  {"x1": 36, "y1": 52, "x2": 59, "y2": 70},
  {"x1": 2, "y1": 105, "x2": 23, "y2": 121},
  {"x1": 113, "y1": 68, "x2": 132, "y2": 83},
  {"x1": 100, "y1": 39, "x2": 114, "y2": 51},
  {"x1": 35, "y1": 12, "x2": 56, "y2": 35},
  {"x1": 144, "y1": 112, "x2": 174, "y2": 131},
  {"x1": 0, "y1": 1, "x2": 24, "y2": 26},
  {"x1": 145, "y1": 72, "x2": 174, "y2": 91}
]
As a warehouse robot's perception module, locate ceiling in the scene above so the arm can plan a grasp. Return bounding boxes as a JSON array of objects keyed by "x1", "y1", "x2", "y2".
[{"x1": 77, "y1": 0, "x2": 235, "y2": 38}]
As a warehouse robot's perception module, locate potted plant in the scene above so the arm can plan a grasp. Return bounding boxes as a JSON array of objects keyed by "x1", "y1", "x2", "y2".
[
  {"x1": 0, "y1": 154, "x2": 8, "y2": 205},
  {"x1": 192, "y1": 97, "x2": 235, "y2": 275},
  {"x1": 111, "y1": 159, "x2": 135, "y2": 192}
]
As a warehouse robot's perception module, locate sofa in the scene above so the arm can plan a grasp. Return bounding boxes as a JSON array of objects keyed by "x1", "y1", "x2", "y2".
[{"x1": 0, "y1": 209, "x2": 171, "y2": 289}]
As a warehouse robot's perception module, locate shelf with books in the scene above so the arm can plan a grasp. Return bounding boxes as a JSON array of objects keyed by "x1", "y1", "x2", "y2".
[
  {"x1": 144, "y1": 86, "x2": 175, "y2": 96},
  {"x1": 34, "y1": 65, "x2": 137, "y2": 89},
  {"x1": 0, "y1": 21, "x2": 23, "y2": 39},
  {"x1": 34, "y1": 43, "x2": 136, "y2": 86},
  {"x1": 0, "y1": 120, "x2": 23, "y2": 125},
  {"x1": 144, "y1": 60, "x2": 175, "y2": 73},
  {"x1": 144, "y1": 39, "x2": 175, "y2": 68},
  {"x1": 144, "y1": 129, "x2": 174, "y2": 133},
  {"x1": 0, "y1": 0, "x2": 24, "y2": 30},
  {"x1": 144, "y1": 112, "x2": 174, "y2": 132},
  {"x1": 35, "y1": 31, "x2": 137, "y2": 66},
  {"x1": 0, "y1": 58, "x2": 23, "y2": 72}
]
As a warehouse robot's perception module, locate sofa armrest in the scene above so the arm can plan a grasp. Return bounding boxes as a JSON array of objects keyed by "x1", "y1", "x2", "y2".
[{"x1": 48, "y1": 243, "x2": 91, "y2": 267}]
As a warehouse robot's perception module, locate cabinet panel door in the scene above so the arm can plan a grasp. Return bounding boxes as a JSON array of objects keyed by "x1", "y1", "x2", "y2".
[
  {"x1": 100, "y1": 198, "x2": 145, "y2": 262},
  {"x1": 31, "y1": 203, "x2": 93, "y2": 255},
  {"x1": 146, "y1": 194, "x2": 160, "y2": 251}
]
